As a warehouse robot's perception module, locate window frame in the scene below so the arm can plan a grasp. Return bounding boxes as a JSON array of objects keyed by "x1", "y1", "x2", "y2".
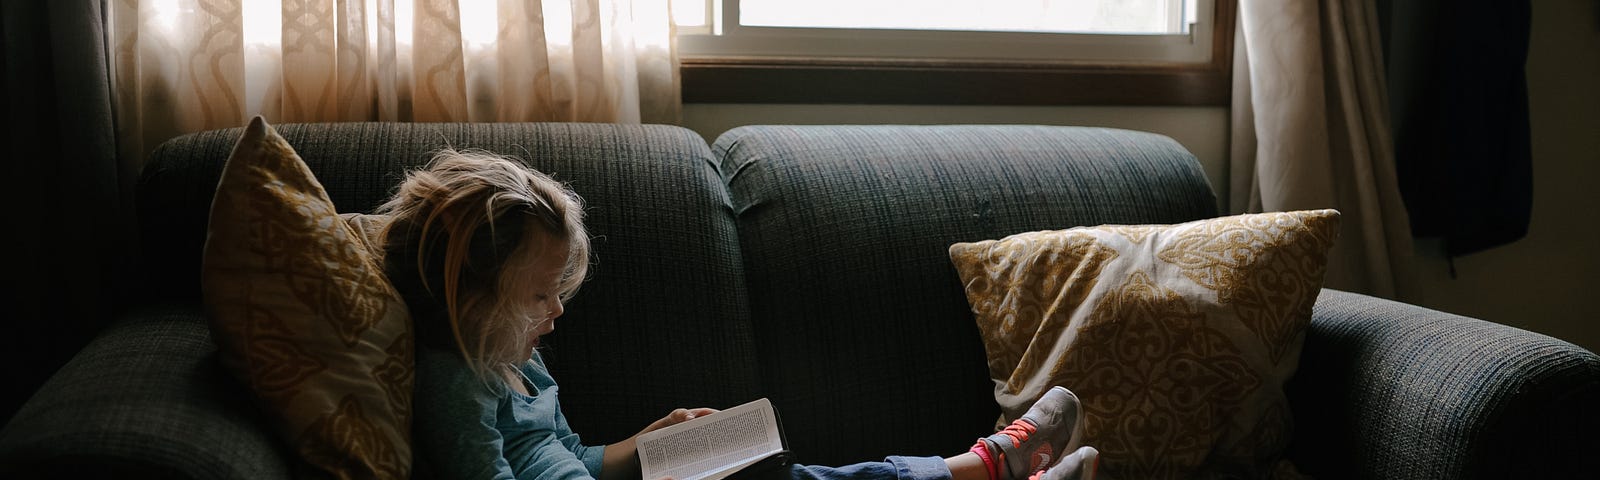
[{"x1": 679, "y1": 0, "x2": 1236, "y2": 106}]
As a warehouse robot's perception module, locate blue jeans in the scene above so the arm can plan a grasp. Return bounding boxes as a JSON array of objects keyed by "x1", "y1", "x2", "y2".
[{"x1": 788, "y1": 456, "x2": 953, "y2": 480}]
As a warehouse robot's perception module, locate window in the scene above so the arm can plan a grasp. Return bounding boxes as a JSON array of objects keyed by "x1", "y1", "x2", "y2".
[{"x1": 675, "y1": 0, "x2": 1235, "y2": 105}]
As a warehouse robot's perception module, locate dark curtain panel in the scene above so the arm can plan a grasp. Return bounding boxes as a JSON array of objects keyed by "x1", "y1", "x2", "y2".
[
  {"x1": 1, "y1": 1, "x2": 126, "y2": 425},
  {"x1": 1381, "y1": 0, "x2": 1535, "y2": 258}
]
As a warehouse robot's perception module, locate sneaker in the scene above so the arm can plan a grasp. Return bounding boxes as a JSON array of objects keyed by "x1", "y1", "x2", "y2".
[
  {"x1": 1028, "y1": 446, "x2": 1099, "y2": 480},
  {"x1": 976, "y1": 386, "x2": 1085, "y2": 480}
]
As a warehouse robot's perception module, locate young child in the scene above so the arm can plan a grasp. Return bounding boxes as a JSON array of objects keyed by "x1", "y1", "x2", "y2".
[{"x1": 384, "y1": 150, "x2": 1100, "y2": 480}]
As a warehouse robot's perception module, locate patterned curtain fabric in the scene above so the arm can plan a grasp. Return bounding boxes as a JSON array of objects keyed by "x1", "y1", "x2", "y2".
[
  {"x1": 108, "y1": 0, "x2": 678, "y2": 162},
  {"x1": 1229, "y1": 0, "x2": 1415, "y2": 299}
]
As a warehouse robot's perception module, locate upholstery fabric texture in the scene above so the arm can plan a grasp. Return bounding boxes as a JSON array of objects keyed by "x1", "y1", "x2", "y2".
[
  {"x1": 0, "y1": 306, "x2": 292, "y2": 478},
  {"x1": 949, "y1": 209, "x2": 1341, "y2": 480},
  {"x1": 714, "y1": 124, "x2": 1219, "y2": 465},
  {"x1": 1289, "y1": 289, "x2": 1600, "y2": 480},
  {"x1": 201, "y1": 117, "x2": 414, "y2": 478}
]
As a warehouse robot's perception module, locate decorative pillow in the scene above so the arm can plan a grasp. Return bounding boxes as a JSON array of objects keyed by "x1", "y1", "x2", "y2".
[
  {"x1": 949, "y1": 210, "x2": 1340, "y2": 480},
  {"x1": 202, "y1": 116, "x2": 412, "y2": 478}
]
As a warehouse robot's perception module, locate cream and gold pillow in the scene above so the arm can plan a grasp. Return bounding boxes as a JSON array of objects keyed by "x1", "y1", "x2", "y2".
[
  {"x1": 202, "y1": 117, "x2": 412, "y2": 478},
  {"x1": 949, "y1": 210, "x2": 1340, "y2": 480}
]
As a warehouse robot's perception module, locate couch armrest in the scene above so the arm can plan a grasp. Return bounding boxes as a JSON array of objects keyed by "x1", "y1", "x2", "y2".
[
  {"x1": 0, "y1": 305, "x2": 292, "y2": 479},
  {"x1": 1287, "y1": 289, "x2": 1600, "y2": 480}
]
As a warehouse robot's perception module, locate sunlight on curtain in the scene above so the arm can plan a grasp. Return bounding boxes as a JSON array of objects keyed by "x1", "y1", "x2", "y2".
[
  {"x1": 109, "y1": 0, "x2": 679, "y2": 161},
  {"x1": 1231, "y1": 0, "x2": 1414, "y2": 298}
]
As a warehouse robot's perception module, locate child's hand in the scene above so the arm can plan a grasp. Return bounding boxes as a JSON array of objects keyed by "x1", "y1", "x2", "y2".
[{"x1": 640, "y1": 407, "x2": 718, "y2": 434}]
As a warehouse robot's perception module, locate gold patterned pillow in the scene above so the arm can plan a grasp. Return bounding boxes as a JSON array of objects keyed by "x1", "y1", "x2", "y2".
[
  {"x1": 949, "y1": 210, "x2": 1339, "y2": 480},
  {"x1": 202, "y1": 117, "x2": 412, "y2": 478}
]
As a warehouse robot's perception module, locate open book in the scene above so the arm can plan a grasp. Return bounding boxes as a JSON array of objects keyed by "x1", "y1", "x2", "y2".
[{"x1": 637, "y1": 398, "x2": 789, "y2": 480}]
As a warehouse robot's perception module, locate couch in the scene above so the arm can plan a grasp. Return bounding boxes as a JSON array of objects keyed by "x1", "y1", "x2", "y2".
[{"x1": 1, "y1": 123, "x2": 1595, "y2": 479}]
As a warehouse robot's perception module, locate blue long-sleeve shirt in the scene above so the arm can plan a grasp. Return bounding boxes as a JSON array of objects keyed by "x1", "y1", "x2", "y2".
[{"x1": 415, "y1": 348, "x2": 606, "y2": 479}]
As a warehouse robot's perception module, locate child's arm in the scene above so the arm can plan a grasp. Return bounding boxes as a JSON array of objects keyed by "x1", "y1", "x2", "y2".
[{"x1": 595, "y1": 408, "x2": 719, "y2": 480}]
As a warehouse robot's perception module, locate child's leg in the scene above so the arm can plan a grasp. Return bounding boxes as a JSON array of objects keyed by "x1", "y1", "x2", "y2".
[
  {"x1": 945, "y1": 452, "x2": 989, "y2": 480},
  {"x1": 786, "y1": 456, "x2": 953, "y2": 480},
  {"x1": 775, "y1": 449, "x2": 1088, "y2": 480},
  {"x1": 780, "y1": 387, "x2": 1086, "y2": 480}
]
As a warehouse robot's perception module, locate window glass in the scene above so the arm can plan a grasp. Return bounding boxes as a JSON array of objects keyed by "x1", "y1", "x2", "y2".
[
  {"x1": 738, "y1": 0, "x2": 1190, "y2": 35},
  {"x1": 676, "y1": 0, "x2": 1211, "y2": 64}
]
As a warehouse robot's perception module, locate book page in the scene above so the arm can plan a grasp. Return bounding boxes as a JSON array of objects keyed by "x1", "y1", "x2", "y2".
[{"x1": 637, "y1": 398, "x2": 784, "y2": 480}]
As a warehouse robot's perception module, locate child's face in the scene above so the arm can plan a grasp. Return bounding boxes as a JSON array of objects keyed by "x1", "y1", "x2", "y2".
[{"x1": 512, "y1": 241, "x2": 570, "y2": 358}]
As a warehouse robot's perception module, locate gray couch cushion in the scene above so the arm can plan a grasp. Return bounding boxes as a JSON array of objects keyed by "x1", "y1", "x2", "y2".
[
  {"x1": 0, "y1": 306, "x2": 292, "y2": 479},
  {"x1": 713, "y1": 125, "x2": 1218, "y2": 465},
  {"x1": 134, "y1": 122, "x2": 758, "y2": 445},
  {"x1": 1290, "y1": 289, "x2": 1600, "y2": 479}
]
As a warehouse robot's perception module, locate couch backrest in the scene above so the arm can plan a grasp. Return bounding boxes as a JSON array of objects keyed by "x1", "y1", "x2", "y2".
[
  {"x1": 136, "y1": 122, "x2": 1220, "y2": 463},
  {"x1": 712, "y1": 125, "x2": 1219, "y2": 465},
  {"x1": 135, "y1": 122, "x2": 761, "y2": 443}
]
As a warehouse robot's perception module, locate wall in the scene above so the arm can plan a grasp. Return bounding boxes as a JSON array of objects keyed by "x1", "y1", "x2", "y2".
[{"x1": 680, "y1": 0, "x2": 1600, "y2": 353}]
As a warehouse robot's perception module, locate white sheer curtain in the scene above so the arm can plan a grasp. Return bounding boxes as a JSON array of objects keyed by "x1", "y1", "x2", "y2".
[
  {"x1": 1231, "y1": 0, "x2": 1415, "y2": 299},
  {"x1": 109, "y1": 0, "x2": 678, "y2": 162}
]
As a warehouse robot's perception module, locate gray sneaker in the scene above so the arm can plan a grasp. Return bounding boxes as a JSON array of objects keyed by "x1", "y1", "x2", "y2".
[
  {"x1": 977, "y1": 386, "x2": 1085, "y2": 480},
  {"x1": 1029, "y1": 446, "x2": 1099, "y2": 480}
]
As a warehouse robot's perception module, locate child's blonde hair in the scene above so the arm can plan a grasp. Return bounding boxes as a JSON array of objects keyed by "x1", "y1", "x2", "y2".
[{"x1": 379, "y1": 149, "x2": 589, "y2": 385}]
